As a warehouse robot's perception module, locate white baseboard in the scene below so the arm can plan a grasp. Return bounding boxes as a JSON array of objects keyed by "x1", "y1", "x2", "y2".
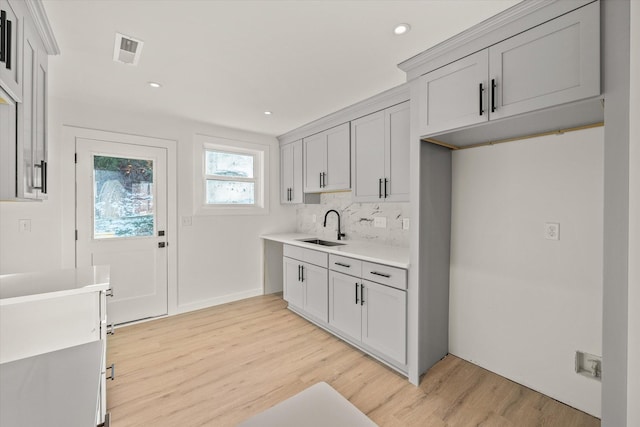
[{"x1": 176, "y1": 288, "x2": 263, "y2": 314}]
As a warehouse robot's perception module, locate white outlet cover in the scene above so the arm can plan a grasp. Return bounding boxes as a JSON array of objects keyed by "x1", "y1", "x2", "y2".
[
  {"x1": 312, "y1": 214, "x2": 317, "y2": 223},
  {"x1": 374, "y1": 217, "x2": 387, "y2": 228},
  {"x1": 544, "y1": 222, "x2": 560, "y2": 240},
  {"x1": 402, "y1": 218, "x2": 410, "y2": 230},
  {"x1": 181, "y1": 216, "x2": 193, "y2": 226}
]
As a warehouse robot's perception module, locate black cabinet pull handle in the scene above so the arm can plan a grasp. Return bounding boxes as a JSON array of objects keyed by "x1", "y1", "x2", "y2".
[
  {"x1": 370, "y1": 271, "x2": 391, "y2": 278},
  {"x1": 0, "y1": 10, "x2": 6, "y2": 63},
  {"x1": 355, "y1": 282, "x2": 359, "y2": 304},
  {"x1": 360, "y1": 284, "x2": 365, "y2": 305},
  {"x1": 491, "y1": 79, "x2": 497, "y2": 113},
  {"x1": 319, "y1": 172, "x2": 322, "y2": 188},
  {"x1": 42, "y1": 161, "x2": 47, "y2": 194},
  {"x1": 33, "y1": 161, "x2": 46, "y2": 192},
  {"x1": 384, "y1": 178, "x2": 388, "y2": 198},
  {"x1": 479, "y1": 83, "x2": 484, "y2": 116},
  {"x1": 335, "y1": 262, "x2": 350, "y2": 268},
  {"x1": 5, "y1": 18, "x2": 10, "y2": 70},
  {"x1": 298, "y1": 265, "x2": 301, "y2": 281},
  {"x1": 378, "y1": 178, "x2": 382, "y2": 198},
  {"x1": 322, "y1": 172, "x2": 326, "y2": 188}
]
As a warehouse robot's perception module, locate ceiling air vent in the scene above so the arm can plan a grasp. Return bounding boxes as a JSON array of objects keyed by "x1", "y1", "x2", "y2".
[{"x1": 113, "y1": 33, "x2": 144, "y2": 65}]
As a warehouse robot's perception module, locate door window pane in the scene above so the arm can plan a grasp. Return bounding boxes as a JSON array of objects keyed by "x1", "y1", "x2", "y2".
[
  {"x1": 206, "y1": 180, "x2": 255, "y2": 204},
  {"x1": 94, "y1": 156, "x2": 154, "y2": 239},
  {"x1": 205, "y1": 151, "x2": 254, "y2": 178}
]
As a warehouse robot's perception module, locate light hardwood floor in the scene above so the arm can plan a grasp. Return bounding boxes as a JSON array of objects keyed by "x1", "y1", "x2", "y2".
[{"x1": 106, "y1": 294, "x2": 600, "y2": 426}]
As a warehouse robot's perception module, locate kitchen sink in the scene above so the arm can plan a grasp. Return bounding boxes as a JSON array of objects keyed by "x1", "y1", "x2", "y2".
[{"x1": 298, "y1": 238, "x2": 345, "y2": 247}]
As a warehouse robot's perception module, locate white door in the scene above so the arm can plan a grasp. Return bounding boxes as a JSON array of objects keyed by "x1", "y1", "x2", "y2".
[{"x1": 76, "y1": 137, "x2": 168, "y2": 325}]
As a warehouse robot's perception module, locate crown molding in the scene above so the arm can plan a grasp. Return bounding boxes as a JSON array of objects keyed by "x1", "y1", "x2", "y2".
[
  {"x1": 278, "y1": 83, "x2": 409, "y2": 145},
  {"x1": 24, "y1": 0, "x2": 60, "y2": 55}
]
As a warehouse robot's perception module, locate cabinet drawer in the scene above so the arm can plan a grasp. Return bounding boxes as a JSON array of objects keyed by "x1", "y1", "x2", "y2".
[
  {"x1": 283, "y1": 244, "x2": 328, "y2": 268},
  {"x1": 329, "y1": 254, "x2": 362, "y2": 277},
  {"x1": 361, "y1": 262, "x2": 407, "y2": 290}
]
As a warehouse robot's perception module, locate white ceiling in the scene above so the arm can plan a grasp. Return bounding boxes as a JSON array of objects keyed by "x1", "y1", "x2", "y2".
[{"x1": 43, "y1": 0, "x2": 520, "y2": 137}]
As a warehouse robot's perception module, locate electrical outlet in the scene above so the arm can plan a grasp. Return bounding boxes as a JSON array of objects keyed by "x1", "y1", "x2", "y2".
[
  {"x1": 18, "y1": 219, "x2": 31, "y2": 232},
  {"x1": 374, "y1": 217, "x2": 387, "y2": 228},
  {"x1": 312, "y1": 214, "x2": 317, "y2": 223},
  {"x1": 575, "y1": 351, "x2": 602, "y2": 380},
  {"x1": 181, "y1": 216, "x2": 193, "y2": 226},
  {"x1": 402, "y1": 218, "x2": 410, "y2": 230},
  {"x1": 544, "y1": 222, "x2": 560, "y2": 240}
]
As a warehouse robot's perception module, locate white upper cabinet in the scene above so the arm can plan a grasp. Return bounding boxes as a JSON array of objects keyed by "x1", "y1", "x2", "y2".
[
  {"x1": 17, "y1": 16, "x2": 47, "y2": 199},
  {"x1": 0, "y1": 0, "x2": 24, "y2": 101},
  {"x1": 418, "y1": 1, "x2": 599, "y2": 138},
  {"x1": 352, "y1": 101, "x2": 410, "y2": 202},
  {"x1": 488, "y1": 2, "x2": 599, "y2": 120},
  {"x1": 419, "y1": 51, "x2": 489, "y2": 136},
  {"x1": 303, "y1": 123, "x2": 350, "y2": 193},
  {"x1": 280, "y1": 139, "x2": 303, "y2": 204}
]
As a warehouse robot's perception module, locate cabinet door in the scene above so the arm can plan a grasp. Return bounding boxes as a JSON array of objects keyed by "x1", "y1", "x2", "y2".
[
  {"x1": 33, "y1": 49, "x2": 47, "y2": 199},
  {"x1": 302, "y1": 262, "x2": 328, "y2": 322},
  {"x1": 361, "y1": 280, "x2": 406, "y2": 365},
  {"x1": 290, "y1": 139, "x2": 303, "y2": 203},
  {"x1": 418, "y1": 50, "x2": 488, "y2": 137},
  {"x1": 280, "y1": 143, "x2": 294, "y2": 203},
  {"x1": 324, "y1": 123, "x2": 350, "y2": 191},
  {"x1": 0, "y1": 0, "x2": 23, "y2": 101},
  {"x1": 283, "y1": 257, "x2": 304, "y2": 309},
  {"x1": 328, "y1": 271, "x2": 361, "y2": 342},
  {"x1": 351, "y1": 110, "x2": 385, "y2": 202},
  {"x1": 0, "y1": 87, "x2": 16, "y2": 200},
  {"x1": 489, "y1": 2, "x2": 599, "y2": 120},
  {"x1": 16, "y1": 17, "x2": 39, "y2": 199},
  {"x1": 386, "y1": 101, "x2": 410, "y2": 202},
  {"x1": 303, "y1": 132, "x2": 326, "y2": 192}
]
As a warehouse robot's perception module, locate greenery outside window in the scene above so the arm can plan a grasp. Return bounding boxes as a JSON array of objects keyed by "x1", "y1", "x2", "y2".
[{"x1": 195, "y1": 135, "x2": 269, "y2": 215}]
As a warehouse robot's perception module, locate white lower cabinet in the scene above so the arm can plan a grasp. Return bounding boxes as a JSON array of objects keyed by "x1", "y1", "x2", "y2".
[
  {"x1": 329, "y1": 271, "x2": 406, "y2": 366},
  {"x1": 283, "y1": 246, "x2": 329, "y2": 323},
  {"x1": 283, "y1": 244, "x2": 407, "y2": 370}
]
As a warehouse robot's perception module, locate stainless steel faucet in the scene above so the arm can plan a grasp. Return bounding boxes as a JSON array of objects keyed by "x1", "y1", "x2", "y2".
[{"x1": 323, "y1": 209, "x2": 346, "y2": 240}]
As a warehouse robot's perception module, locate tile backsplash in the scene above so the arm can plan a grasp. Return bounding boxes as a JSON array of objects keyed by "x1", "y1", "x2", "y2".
[{"x1": 296, "y1": 192, "x2": 410, "y2": 247}]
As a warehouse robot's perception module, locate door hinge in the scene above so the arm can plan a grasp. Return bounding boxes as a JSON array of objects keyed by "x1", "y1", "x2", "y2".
[
  {"x1": 74, "y1": 153, "x2": 77, "y2": 163},
  {"x1": 75, "y1": 230, "x2": 78, "y2": 240}
]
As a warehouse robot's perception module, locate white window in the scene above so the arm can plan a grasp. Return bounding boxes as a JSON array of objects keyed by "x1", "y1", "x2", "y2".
[{"x1": 194, "y1": 135, "x2": 269, "y2": 215}]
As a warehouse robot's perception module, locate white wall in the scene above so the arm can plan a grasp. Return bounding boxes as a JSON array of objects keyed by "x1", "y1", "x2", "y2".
[
  {"x1": 628, "y1": 1, "x2": 639, "y2": 424},
  {"x1": 449, "y1": 127, "x2": 604, "y2": 416},
  {"x1": 0, "y1": 94, "x2": 297, "y2": 315}
]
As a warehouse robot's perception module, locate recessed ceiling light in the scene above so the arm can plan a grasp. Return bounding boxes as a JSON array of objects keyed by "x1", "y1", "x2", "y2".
[
  {"x1": 394, "y1": 23, "x2": 411, "y2": 35},
  {"x1": 264, "y1": 111, "x2": 272, "y2": 115},
  {"x1": 148, "y1": 82, "x2": 162, "y2": 88}
]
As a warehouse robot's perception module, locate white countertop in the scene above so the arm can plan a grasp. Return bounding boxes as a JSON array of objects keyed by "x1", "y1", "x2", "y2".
[
  {"x1": 0, "y1": 265, "x2": 110, "y2": 306},
  {"x1": 261, "y1": 233, "x2": 410, "y2": 269}
]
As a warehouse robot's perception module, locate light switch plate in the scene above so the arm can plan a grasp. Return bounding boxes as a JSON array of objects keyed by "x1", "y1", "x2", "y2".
[
  {"x1": 19, "y1": 219, "x2": 31, "y2": 232},
  {"x1": 374, "y1": 217, "x2": 387, "y2": 228},
  {"x1": 181, "y1": 216, "x2": 193, "y2": 226}
]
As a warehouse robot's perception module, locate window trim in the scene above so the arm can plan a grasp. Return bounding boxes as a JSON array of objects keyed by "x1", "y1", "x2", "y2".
[{"x1": 194, "y1": 134, "x2": 270, "y2": 216}]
